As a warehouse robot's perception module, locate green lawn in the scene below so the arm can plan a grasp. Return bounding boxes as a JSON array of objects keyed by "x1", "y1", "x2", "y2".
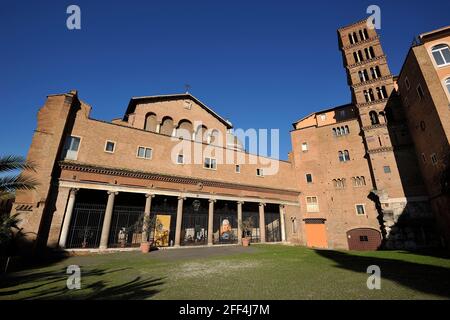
[{"x1": 1, "y1": 245, "x2": 450, "y2": 300}]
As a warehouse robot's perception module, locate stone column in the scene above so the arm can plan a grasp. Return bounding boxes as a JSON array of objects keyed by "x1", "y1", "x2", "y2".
[
  {"x1": 208, "y1": 199, "x2": 215, "y2": 245},
  {"x1": 237, "y1": 201, "x2": 244, "y2": 244},
  {"x1": 259, "y1": 203, "x2": 266, "y2": 243},
  {"x1": 141, "y1": 194, "x2": 155, "y2": 243},
  {"x1": 156, "y1": 122, "x2": 161, "y2": 134},
  {"x1": 174, "y1": 196, "x2": 185, "y2": 246},
  {"x1": 279, "y1": 205, "x2": 286, "y2": 242},
  {"x1": 99, "y1": 191, "x2": 118, "y2": 250},
  {"x1": 59, "y1": 188, "x2": 79, "y2": 248}
]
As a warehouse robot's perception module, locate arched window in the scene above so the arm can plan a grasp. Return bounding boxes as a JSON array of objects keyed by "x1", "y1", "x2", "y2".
[
  {"x1": 382, "y1": 86, "x2": 388, "y2": 99},
  {"x1": 176, "y1": 119, "x2": 193, "y2": 140},
  {"x1": 333, "y1": 179, "x2": 337, "y2": 188},
  {"x1": 363, "y1": 29, "x2": 369, "y2": 40},
  {"x1": 144, "y1": 112, "x2": 157, "y2": 132},
  {"x1": 359, "y1": 30, "x2": 364, "y2": 41},
  {"x1": 160, "y1": 116, "x2": 174, "y2": 136},
  {"x1": 376, "y1": 87, "x2": 384, "y2": 100},
  {"x1": 368, "y1": 88, "x2": 375, "y2": 101},
  {"x1": 359, "y1": 70, "x2": 369, "y2": 82},
  {"x1": 369, "y1": 47, "x2": 375, "y2": 59},
  {"x1": 339, "y1": 151, "x2": 350, "y2": 162},
  {"x1": 431, "y1": 44, "x2": 450, "y2": 66},
  {"x1": 209, "y1": 129, "x2": 220, "y2": 145},
  {"x1": 375, "y1": 66, "x2": 381, "y2": 78},
  {"x1": 361, "y1": 176, "x2": 366, "y2": 186},
  {"x1": 336, "y1": 127, "x2": 342, "y2": 136},
  {"x1": 358, "y1": 50, "x2": 364, "y2": 62},
  {"x1": 195, "y1": 125, "x2": 208, "y2": 143},
  {"x1": 364, "y1": 90, "x2": 370, "y2": 103},
  {"x1": 369, "y1": 111, "x2": 379, "y2": 125},
  {"x1": 344, "y1": 150, "x2": 350, "y2": 161},
  {"x1": 344, "y1": 126, "x2": 350, "y2": 134},
  {"x1": 353, "y1": 32, "x2": 359, "y2": 43},
  {"x1": 349, "y1": 33, "x2": 355, "y2": 45},
  {"x1": 332, "y1": 128, "x2": 337, "y2": 136},
  {"x1": 364, "y1": 47, "x2": 370, "y2": 60},
  {"x1": 353, "y1": 52, "x2": 359, "y2": 64},
  {"x1": 445, "y1": 78, "x2": 450, "y2": 95}
]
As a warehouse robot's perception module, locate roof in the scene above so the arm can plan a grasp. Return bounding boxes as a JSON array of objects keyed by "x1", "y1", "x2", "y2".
[
  {"x1": 337, "y1": 18, "x2": 369, "y2": 32},
  {"x1": 123, "y1": 93, "x2": 233, "y2": 129},
  {"x1": 419, "y1": 25, "x2": 450, "y2": 42},
  {"x1": 292, "y1": 103, "x2": 354, "y2": 128}
]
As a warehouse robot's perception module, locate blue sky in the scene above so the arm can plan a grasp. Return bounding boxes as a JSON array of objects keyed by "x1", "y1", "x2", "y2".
[{"x1": 1, "y1": 0, "x2": 449, "y2": 160}]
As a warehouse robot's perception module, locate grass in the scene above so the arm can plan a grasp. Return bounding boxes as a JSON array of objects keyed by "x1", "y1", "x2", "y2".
[{"x1": 1, "y1": 245, "x2": 450, "y2": 300}]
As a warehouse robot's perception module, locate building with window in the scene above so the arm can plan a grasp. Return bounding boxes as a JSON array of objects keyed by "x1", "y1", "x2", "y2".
[
  {"x1": 397, "y1": 26, "x2": 450, "y2": 248},
  {"x1": 291, "y1": 19, "x2": 441, "y2": 250},
  {"x1": 11, "y1": 20, "x2": 449, "y2": 252}
]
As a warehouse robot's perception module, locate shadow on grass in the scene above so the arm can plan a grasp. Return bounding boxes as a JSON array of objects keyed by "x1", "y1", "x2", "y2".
[
  {"x1": 315, "y1": 250, "x2": 450, "y2": 298},
  {"x1": 0, "y1": 267, "x2": 165, "y2": 300}
]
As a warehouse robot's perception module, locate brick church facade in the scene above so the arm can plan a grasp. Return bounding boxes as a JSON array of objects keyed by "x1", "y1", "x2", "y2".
[{"x1": 11, "y1": 20, "x2": 450, "y2": 251}]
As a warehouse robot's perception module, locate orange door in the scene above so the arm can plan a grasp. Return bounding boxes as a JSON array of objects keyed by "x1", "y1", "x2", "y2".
[{"x1": 305, "y1": 223, "x2": 328, "y2": 249}]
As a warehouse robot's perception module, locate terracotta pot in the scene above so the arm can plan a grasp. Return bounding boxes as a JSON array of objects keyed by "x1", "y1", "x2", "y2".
[
  {"x1": 242, "y1": 237, "x2": 250, "y2": 247},
  {"x1": 140, "y1": 242, "x2": 151, "y2": 253}
]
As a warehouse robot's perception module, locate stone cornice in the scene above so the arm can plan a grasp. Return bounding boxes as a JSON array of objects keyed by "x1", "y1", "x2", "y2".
[
  {"x1": 367, "y1": 146, "x2": 394, "y2": 154},
  {"x1": 338, "y1": 19, "x2": 368, "y2": 32},
  {"x1": 342, "y1": 35, "x2": 380, "y2": 51},
  {"x1": 346, "y1": 55, "x2": 386, "y2": 69},
  {"x1": 362, "y1": 123, "x2": 387, "y2": 131},
  {"x1": 352, "y1": 75, "x2": 393, "y2": 89},
  {"x1": 356, "y1": 98, "x2": 389, "y2": 109},
  {"x1": 59, "y1": 161, "x2": 301, "y2": 196}
]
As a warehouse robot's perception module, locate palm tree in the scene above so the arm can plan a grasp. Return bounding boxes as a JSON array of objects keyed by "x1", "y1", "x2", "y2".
[
  {"x1": 0, "y1": 155, "x2": 37, "y2": 258},
  {"x1": 0, "y1": 155, "x2": 36, "y2": 200}
]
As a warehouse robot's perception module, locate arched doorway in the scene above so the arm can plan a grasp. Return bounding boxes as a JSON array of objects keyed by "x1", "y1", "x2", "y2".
[{"x1": 346, "y1": 228, "x2": 382, "y2": 251}]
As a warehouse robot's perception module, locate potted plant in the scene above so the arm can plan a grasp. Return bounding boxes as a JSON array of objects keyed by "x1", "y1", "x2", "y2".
[
  {"x1": 140, "y1": 214, "x2": 156, "y2": 253},
  {"x1": 239, "y1": 217, "x2": 254, "y2": 247}
]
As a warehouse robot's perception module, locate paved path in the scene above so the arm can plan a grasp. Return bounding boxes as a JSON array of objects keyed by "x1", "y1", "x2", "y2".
[{"x1": 149, "y1": 245, "x2": 258, "y2": 261}]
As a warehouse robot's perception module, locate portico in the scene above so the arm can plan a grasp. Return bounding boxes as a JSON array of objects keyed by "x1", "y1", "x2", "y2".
[{"x1": 56, "y1": 179, "x2": 293, "y2": 250}]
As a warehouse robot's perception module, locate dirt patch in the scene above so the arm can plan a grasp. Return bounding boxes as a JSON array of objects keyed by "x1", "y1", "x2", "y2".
[{"x1": 173, "y1": 260, "x2": 261, "y2": 279}]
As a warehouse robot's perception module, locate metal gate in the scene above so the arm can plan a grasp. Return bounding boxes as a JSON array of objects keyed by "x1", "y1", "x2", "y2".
[
  {"x1": 181, "y1": 199, "x2": 208, "y2": 246},
  {"x1": 181, "y1": 213, "x2": 208, "y2": 246},
  {"x1": 242, "y1": 212, "x2": 260, "y2": 243},
  {"x1": 214, "y1": 213, "x2": 238, "y2": 244},
  {"x1": 66, "y1": 203, "x2": 106, "y2": 249},
  {"x1": 265, "y1": 213, "x2": 281, "y2": 242},
  {"x1": 108, "y1": 205, "x2": 144, "y2": 248}
]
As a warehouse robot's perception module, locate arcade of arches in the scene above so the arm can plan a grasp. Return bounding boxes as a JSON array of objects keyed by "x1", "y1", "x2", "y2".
[{"x1": 59, "y1": 188, "x2": 286, "y2": 249}]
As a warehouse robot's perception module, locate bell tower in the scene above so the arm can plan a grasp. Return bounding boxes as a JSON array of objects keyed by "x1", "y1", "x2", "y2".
[{"x1": 337, "y1": 19, "x2": 405, "y2": 201}]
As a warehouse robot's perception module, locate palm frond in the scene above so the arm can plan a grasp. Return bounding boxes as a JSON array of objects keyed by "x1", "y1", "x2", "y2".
[
  {"x1": 0, "y1": 155, "x2": 36, "y2": 173},
  {"x1": 0, "y1": 175, "x2": 38, "y2": 194}
]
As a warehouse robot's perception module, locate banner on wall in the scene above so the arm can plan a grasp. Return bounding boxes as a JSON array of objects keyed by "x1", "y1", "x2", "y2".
[
  {"x1": 220, "y1": 218, "x2": 232, "y2": 240},
  {"x1": 154, "y1": 215, "x2": 171, "y2": 247}
]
